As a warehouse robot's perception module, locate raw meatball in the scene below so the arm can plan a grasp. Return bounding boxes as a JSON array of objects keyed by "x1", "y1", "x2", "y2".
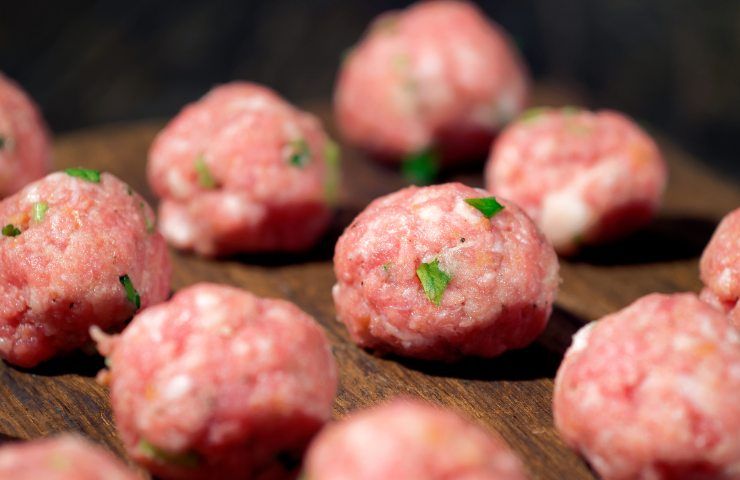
[
  {"x1": 485, "y1": 107, "x2": 667, "y2": 254},
  {"x1": 553, "y1": 293, "x2": 740, "y2": 479},
  {"x1": 0, "y1": 434, "x2": 139, "y2": 480},
  {"x1": 148, "y1": 82, "x2": 338, "y2": 256},
  {"x1": 334, "y1": 0, "x2": 528, "y2": 163},
  {"x1": 700, "y1": 207, "x2": 740, "y2": 328},
  {"x1": 304, "y1": 398, "x2": 528, "y2": 480},
  {"x1": 95, "y1": 283, "x2": 338, "y2": 480},
  {"x1": 0, "y1": 73, "x2": 51, "y2": 197},
  {"x1": 0, "y1": 170, "x2": 171, "y2": 367},
  {"x1": 333, "y1": 182, "x2": 558, "y2": 360}
]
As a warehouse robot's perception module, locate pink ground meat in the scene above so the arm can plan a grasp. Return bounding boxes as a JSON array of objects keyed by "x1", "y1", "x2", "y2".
[
  {"x1": 0, "y1": 171, "x2": 171, "y2": 368},
  {"x1": 485, "y1": 107, "x2": 667, "y2": 254},
  {"x1": 700, "y1": 207, "x2": 740, "y2": 328},
  {"x1": 304, "y1": 398, "x2": 528, "y2": 480},
  {"x1": 148, "y1": 82, "x2": 337, "y2": 256},
  {"x1": 0, "y1": 73, "x2": 51, "y2": 198},
  {"x1": 0, "y1": 434, "x2": 139, "y2": 480},
  {"x1": 553, "y1": 293, "x2": 740, "y2": 479},
  {"x1": 334, "y1": 0, "x2": 528, "y2": 163},
  {"x1": 333, "y1": 182, "x2": 559, "y2": 361},
  {"x1": 95, "y1": 283, "x2": 338, "y2": 480}
]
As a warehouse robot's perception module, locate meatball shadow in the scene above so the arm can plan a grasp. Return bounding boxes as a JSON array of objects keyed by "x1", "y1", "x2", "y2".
[
  {"x1": 392, "y1": 306, "x2": 586, "y2": 382},
  {"x1": 227, "y1": 206, "x2": 363, "y2": 266},
  {"x1": 571, "y1": 215, "x2": 717, "y2": 266},
  {"x1": 0, "y1": 433, "x2": 20, "y2": 445},
  {"x1": 12, "y1": 351, "x2": 106, "y2": 378}
]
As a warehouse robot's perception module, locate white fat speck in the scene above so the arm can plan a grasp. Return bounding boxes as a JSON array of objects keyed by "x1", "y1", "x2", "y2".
[
  {"x1": 161, "y1": 374, "x2": 194, "y2": 400},
  {"x1": 167, "y1": 169, "x2": 192, "y2": 198},
  {"x1": 417, "y1": 205, "x2": 444, "y2": 223},
  {"x1": 160, "y1": 208, "x2": 197, "y2": 248},
  {"x1": 718, "y1": 268, "x2": 733, "y2": 291},
  {"x1": 282, "y1": 121, "x2": 301, "y2": 140},
  {"x1": 540, "y1": 189, "x2": 592, "y2": 251},
  {"x1": 195, "y1": 291, "x2": 220, "y2": 310},
  {"x1": 229, "y1": 96, "x2": 271, "y2": 112},
  {"x1": 24, "y1": 185, "x2": 40, "y2": 203},
  {"x1": 416, "y1": 50, "x2": 443, "y2": 78},
  {"x1": 222, "y1": 194, "x2": 246, "y2": 216},
  {"x1": 569, "y1": 322, "x2": 596, "y2": 354},
  {"x1": 532, "y1": 138, "x2": 556, "y2": 158},
  {"x1": 169, "y1": 138, "x2": 192, "y2": 153},
  {"x1": 454, "y1": 198, "x2": 483, "y2": 223}
]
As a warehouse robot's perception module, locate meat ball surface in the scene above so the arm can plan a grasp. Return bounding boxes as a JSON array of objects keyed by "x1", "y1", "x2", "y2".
[
  {"x1": 485, "y1": 107, "x2": 667, "y2": 254},
  {"x1": 333, "y1": 182, "x2": 559, "y2": 360},
  {"x1": 0, "y1": 170, "x2": 171, "y2": 367},
  {"x1": 95, "y1": 283, "x2": 338, "y2": 480},
  {"x1": 148, "y1": 82, "x2": 338, "y2": 256},
  {"x1": 700, "y1": 207, "x2": 740, "y2": 327},
  {"x1": 0, "y1": 72, "x2": 51, "y2": 198},
  {"x1": 0, "y1": 434, "x2": 139, "y2": 480},
  {"x1": 335, "y1": 0, "x2": 528, "y2": 163},
  {"x1": 304, "y1": 399, "x2": 529, "y2": 480},
  {"x1": 553, "y1": 293, "x2": 740, "y2": 479}
]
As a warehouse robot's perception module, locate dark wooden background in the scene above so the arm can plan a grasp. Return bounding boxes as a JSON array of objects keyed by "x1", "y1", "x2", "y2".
[{"x1": 1, "y1": 0, "x2": 739, "y2": 179}]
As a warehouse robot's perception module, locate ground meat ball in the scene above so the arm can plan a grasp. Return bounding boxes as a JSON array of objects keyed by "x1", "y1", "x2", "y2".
[
  {"x1": 0, "y1": 434, "x2": 139, "y2": 480},
  {"x1": 700, "y1": 207, "x2": 740, "y2": 328},
  {"x1": 148, "y1": 82, "x2": 337, "y2": 256},
  {"x1": 304, "y1": 399, "x2": 528, "y2": 480},
  {"x1": 0, "y1": 73, "x2": 51, "y2": 197},
  {"x1": 485, "y1": 108, "x2": 667, "y2": 255},
  {"x1": 334, "y1": 0, "x2": 528, "y2": 163},
  {"x1": 0, "y1": 171, "x2": 170, "y2": 368},
  {"x1": 333, "y1": 182, "x2": 559, "y2": 360},
  {"x1": 553, "y1": 293, "x2": 740, "y2": 479},
  {"x1": 95, "y1": 283, "x2": 338, "y2": 480}
]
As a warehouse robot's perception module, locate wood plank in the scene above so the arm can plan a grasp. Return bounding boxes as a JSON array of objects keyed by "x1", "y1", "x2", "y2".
[{"x1": 0, "y1": 96, "x2": 737, "y2": 479}]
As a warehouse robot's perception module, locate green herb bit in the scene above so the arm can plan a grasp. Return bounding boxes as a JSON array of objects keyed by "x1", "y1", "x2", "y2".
[
  {"x1": 464, "y1": 197, "x2": 504, "y2": 219},
  {"x1": 324, "y1": 139, "x2": 341, "y2": 205},
  {"x1": 32, "y1": 201, "x2": 48, "y2": 222},
  {"x1": 288, "y1": 138, "x2": 311, "y2": 168},
  {"x1": 416, "y1": 258, "x2": 451, "y2": 306},
  {"x1": 561, "y1": 105, "x2": 581, "y2": 116},
  {"x1": 138, "y1": 439, "x2": 200, "y2": 468},
  {"x1": 65, "y1": 167, "x2": 101, "y2": 183},
  {"x1": 0, "y1": 135, "x2": 5, "y2": 150},
  {"x1": 2, "y1": 224, "x2": 21, "y2": 237},
  {"x1": 119, "y1": 274, "x2": 141, "y2": 310},
  {"x1": 401, "y1": 148, "x2": 439, "y2": 186},
  {"x1": 518, "y1": 107, "x2": 548, "y2": 124},
  {"x1": 194, "y1": 155, "x2": 216, "y2": 189},
  {"x1": 140, "y1": 201, "x2": 155, "y2": 233},
  {"x1": 382, "y1": 262, "x2": 393, "y2": 272},
  {"x1": 126, "y1": 185, "x2": 133, "y2": 195}
]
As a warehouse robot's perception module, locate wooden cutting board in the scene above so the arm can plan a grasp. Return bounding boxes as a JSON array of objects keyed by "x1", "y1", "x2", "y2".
[{"x1": 1, "y1": 92, "x2": 738, "y2": 479}]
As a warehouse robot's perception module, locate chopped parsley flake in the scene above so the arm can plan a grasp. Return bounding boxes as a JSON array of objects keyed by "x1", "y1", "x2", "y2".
[
  {"x1": 2, "y1": 224, "x2": 21, "y2": 237},
  {"x1": 32, "y1": 202, "x2": 48, "y2": 222},
  {"x1": 138, "y1": 440, "x2": 200, "y2": 468},
  {"x1": 288, "y1": 139, "x2": 311, "y2": 168},
  {"x1": 140, "y1": 202, "x2": 155, "y2": 233},
  {"x1": 416, "y1": 258, "x2": 451, "y2": 306},
  {"x1": 0, "y1": 135, "x2": 5, "y2": 150},
  {"x1": 518, "y1": 107, "x2": 548, "y2": 123},
  {"x1": 324, "y1": 139, "x2": 341, "y2": 204},
  {"x1": 194, "y1": 155, "x2": 216, "y2": 189},
  {"x1": 65, "y1": 167, "x2": 101, "y2": 183},
  {"x1": 464, "y1": 197, "x2": 504, "y2": 218},
  {"x1": 382, "y1": 262, "x2": 392, "y2": 272},
  {"x1": 119, "y1": 274, "x2": 141, "y2": 310},
  {"x1": 401, "y1": 148, "x2": 439, "y2": 186}
]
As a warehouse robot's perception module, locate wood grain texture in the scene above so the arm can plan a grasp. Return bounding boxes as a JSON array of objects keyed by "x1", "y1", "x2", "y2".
[{"x1": 0, "y1": 94, "x2": 738, "y2": 479}]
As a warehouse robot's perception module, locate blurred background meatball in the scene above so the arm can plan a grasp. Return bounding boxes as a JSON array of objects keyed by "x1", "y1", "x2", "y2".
[{"x1": 0, "y1": 0, "x2": 739, "y2": 179}]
